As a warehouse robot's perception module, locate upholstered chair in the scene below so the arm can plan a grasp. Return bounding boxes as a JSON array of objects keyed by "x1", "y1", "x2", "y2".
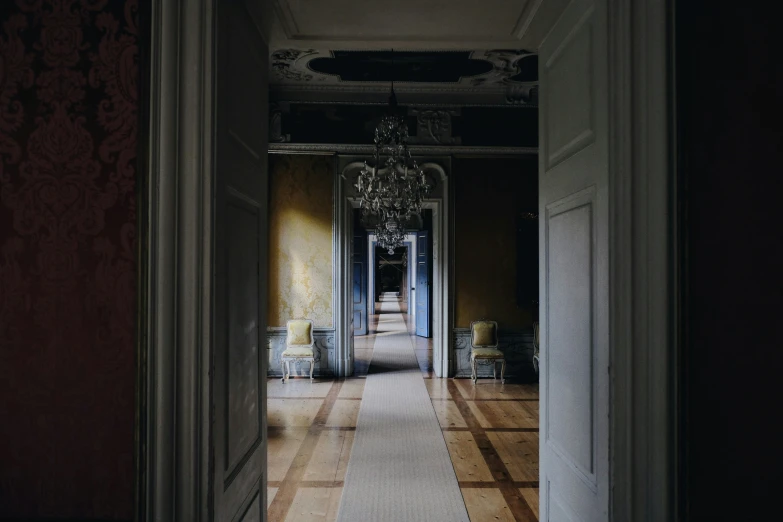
[
  {"x1": 469, "y1": 320, "x2": 506, "y2": 384},
  {"x1": 281, "y1": 319, "x2": 315, "y2": 383},
  {"x1": 532, "y1": 321, "x2": 540, "y2": 375}
]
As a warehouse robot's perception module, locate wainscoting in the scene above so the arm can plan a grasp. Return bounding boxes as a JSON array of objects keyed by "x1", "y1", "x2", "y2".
[
  {"x1": 453, "y1": 328, "x2": 537, "y2": 382},
  {"x1": 267, "y1": 328, "x2": 337, "y2": 378}
]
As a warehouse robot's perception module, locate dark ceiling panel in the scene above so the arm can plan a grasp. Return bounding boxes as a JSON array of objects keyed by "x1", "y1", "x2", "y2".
[
  {"x1": 510, "y1": 54, "x2": 538, "y2": 82},
  {"x1": 308, "y1": 51, "x2": 494, "y2": 83}
]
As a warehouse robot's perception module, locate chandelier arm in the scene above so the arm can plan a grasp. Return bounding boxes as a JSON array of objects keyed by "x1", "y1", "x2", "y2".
[{"x1": 355, "y1": 58, "x2": 432, "y2": 246}]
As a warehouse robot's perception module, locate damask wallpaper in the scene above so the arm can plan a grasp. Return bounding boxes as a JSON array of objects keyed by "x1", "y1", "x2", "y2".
[
  {"x1": 268, "y1": 155, "x2": 334, "y2": 328},
  {"x1": 454, "y1": 157, "x2": 537, "y2": 329},
  {"x1": 0, "y1": 0, "x2": 138, "y2": 518}
]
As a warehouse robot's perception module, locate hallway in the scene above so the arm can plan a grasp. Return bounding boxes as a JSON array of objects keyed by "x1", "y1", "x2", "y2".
[{"x1": 267, "y1": 296, "x2": 540, "y2": 521}]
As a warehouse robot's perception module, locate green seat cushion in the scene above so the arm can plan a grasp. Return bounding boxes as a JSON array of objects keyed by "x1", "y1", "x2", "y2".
[
  {"x1": 287, "y1": 320, "x2": 313, "y2": 346},
  {"x1": 472, "y1": 348, "x2": 504, "y2": 359},
  {"x1": 282, "y1": 347, "x2": 314, "y2": 358},
  {"x1": 472, "y1": 321, "x2": 497, "y2": 347}
]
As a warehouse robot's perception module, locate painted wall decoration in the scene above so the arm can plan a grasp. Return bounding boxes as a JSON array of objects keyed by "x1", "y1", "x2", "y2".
[
  {"x1": 453, "y1": 157, "x2": 538, "y2": 330},
  {"x1": 268, "y1": 155, "x2": 334, "y2": 328},
  {"x1": 0, "y1": 0, "x2": 138, "y2": 518}
]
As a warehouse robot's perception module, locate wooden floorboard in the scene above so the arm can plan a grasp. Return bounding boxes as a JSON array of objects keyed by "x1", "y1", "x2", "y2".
[{"x1": 266, "y1": 310, "x2": 540, "y2": 521}]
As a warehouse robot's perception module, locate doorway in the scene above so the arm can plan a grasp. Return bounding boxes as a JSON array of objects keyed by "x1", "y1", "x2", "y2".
[
  {"x1": 372, "y1": 242, "x2": 413, "y2": 314},
  {"x1": 338, "y1": 161, "x2": 448, "y2": 379},
  {"x1": 140, "y1": 0, "x2": 677, "y2": 520},
  {"x1": 362, "y1": 222, "x2": 435, "y2": 375}
]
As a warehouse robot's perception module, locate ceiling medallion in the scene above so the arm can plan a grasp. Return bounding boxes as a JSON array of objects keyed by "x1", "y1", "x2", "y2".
[{"x1": 355, "y1": 64, "x2": 431, "y2": 253}]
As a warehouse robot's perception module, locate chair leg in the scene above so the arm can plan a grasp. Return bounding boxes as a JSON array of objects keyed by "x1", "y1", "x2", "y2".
[
  {"x1": 471, "y1": 357, "x2": 477, "y2": 384},
  {"x1": 309, "y1": 360, "x2": 314, "y2": 381},
  {"x1": 281, "y1": 359, "x2": 286, "y2": 383},
  {"x1": 493, "y1": 361, "x2": 497, "y2": 380},
  {"x1": 501, "y1": 360, "x2": 506, "y2": 384}
]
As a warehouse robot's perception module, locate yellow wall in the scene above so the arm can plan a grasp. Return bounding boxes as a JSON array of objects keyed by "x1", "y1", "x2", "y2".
[
  {"x1": 454, "y1": 157, "x2": 538, "y2": 329},
  {"x1": 268, "y1": 155, "x2": 334, "y2": 327}
]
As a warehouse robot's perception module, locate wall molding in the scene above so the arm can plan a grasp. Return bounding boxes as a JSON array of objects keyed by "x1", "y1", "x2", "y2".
[
  {"x1": 608, "y1": 0, "x2": 678, "y2": 519},
  {"x1": 141, "y1": 1, "x2": 215, "y2": 521},
  {"x1": 452, "y1": 328, "x2": 537, "y2": 381},
  {"x1": 266, "y1": 327, "x2": 337, "y2": 377},
  {"x1": 269, "y1": 98, "x2": 540, "y2": 109}
]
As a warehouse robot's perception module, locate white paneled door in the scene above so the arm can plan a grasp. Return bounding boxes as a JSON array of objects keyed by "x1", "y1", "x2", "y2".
[
  {"x1": 212, "y1": 1, "x2": 269, "y2": 521},
  {"x1": 538, "y1": 0, "x2": 610, "y2": 520}
]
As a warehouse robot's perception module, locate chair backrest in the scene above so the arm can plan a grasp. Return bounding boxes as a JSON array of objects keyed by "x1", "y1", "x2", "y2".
[
  {"x1": 286, "y1": 319, "x2": 314, "y2": 347},
  {"x1": 470, "y1": 320, "x2": 498, "y2": 348},
  {"x1": 533, "y1": 321, "x2": 540, "y2": 350}
]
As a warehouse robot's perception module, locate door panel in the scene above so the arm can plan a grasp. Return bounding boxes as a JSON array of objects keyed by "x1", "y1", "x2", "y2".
[
  {"x1": 369, "y1": 240, "x2": 377, "y2": 309},
  {"x1": 225, "y1": 199, "x2": 263, "y2": 474},
  {"x1": 404, "y1": 241, "x2": 413, "y2": 314},
  {"x1": 539, "y1": 0, "x2": 609, "y2": 520},
  {"x1": 213, "y1": 1, "x2": 268, "y2": 521},
  {"x1": 353, "y1": 232, "x2": 368, "y2": 335},
  {"x1": 416, "y1": 231, "x2": 431, "y2": 337}
]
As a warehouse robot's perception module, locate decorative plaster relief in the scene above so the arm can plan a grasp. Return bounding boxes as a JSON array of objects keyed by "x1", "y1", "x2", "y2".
[
  {"x1": 268, "y1": 49, "x2": 539, "y2": 105},
  {"x1": 470, "y1": 50, "x2": 535, "y2": 86},
  {"x1": 506, "y1": 84, "x2": 539, "y2": 105},
  {"x1": 408, "y1": 108, "x2": 461, "y2": 145},
  {"x1": 270, "y1": 48, "x2": 319, "y2": 82}
]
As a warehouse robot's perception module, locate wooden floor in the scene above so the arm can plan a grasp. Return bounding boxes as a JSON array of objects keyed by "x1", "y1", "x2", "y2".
[{"x1": 267, "y1": 309, "x2": 539, "y2": 521}]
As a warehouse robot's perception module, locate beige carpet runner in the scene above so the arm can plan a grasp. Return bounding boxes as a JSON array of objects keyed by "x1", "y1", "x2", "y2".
[{"x1": 336, "y1": 296, "x2": 469, "y2": 521}]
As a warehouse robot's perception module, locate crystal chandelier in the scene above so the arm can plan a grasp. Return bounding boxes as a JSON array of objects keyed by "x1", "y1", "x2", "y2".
[
  {"x1": 355, "y1": 65, "x2": 431, "y2": 253},
  {"x1": 376, "y1": 219, "x2": 406, "y2": 255}
]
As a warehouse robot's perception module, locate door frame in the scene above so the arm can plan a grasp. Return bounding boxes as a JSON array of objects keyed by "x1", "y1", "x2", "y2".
[
  {"x1": 606, "y1": 0, "x2": 678, "y2": 519},
  {"x1": 138, "y1": 0, "x2": 218, "y2": 520},
  {"x1": 337, "y1": 161, "x2": 449, "y2": 378},
  {"x1": 137, "y1": 1, "x2": 273, "y2": 521},
  {"x1": 368, "y1": 237, "x2": 416, "y2": 316},
  {"x1": 138, "y1": 0, "x2": 678, "y2": 520}
]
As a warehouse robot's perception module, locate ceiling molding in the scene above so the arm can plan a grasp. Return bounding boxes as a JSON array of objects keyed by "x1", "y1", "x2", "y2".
[
  {"x1": 265, "y1": 0, "x2": 563, "y2": 50},
  {"x1": 513, "y1": 0, "x2": 545, "y2": 39},
  {"x1": 269, "y1": 143, "x2": 538, "y2": 156},
  {"x1": 271, "y1": 0, "x2": 298, "y2": 38},
  {"x1": 243, "y1": 0, "x2": 274, "y2": 45},
  {"x1": 268, "y1": 82, "x2": 537, "y2": 96},
  {"x1": 266, "y1": 98, "x2": 539, "y2": 109}
]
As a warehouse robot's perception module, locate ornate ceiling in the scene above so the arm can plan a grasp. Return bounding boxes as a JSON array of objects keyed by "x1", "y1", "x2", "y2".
[
  {"x1": 262, "y1": 0, "x2": 571, "y2": 105},
  {"x1": 269, "y1": 48, "x2": 539, "y2": 106}
]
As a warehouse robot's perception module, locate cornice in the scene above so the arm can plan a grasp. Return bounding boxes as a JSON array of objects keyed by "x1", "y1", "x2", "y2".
[
  {"x1": 269, "y1": 98, "x2": 539, "y2": 109},
  {"x1": 269, "y1": 143, "x2": 538, "y2": 156}
]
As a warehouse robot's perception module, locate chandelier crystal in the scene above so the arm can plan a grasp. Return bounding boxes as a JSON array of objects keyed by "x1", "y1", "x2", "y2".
[
  {"x1": 355, "y1": 78, "x2": 431, "y2": 253},
  {"x1": 376, "y1": 219, "x2": 406, "y2": 255}
]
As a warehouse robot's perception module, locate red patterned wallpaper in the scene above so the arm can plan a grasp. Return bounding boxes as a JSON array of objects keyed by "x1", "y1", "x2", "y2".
[{"x1": 0, "y1": 0, "x2": 137, "y2": 518}]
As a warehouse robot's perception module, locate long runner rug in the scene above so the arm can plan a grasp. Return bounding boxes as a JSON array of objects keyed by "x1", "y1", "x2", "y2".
[{"x1": 336, "y1": 297, "x2": 469, "y2": 521}]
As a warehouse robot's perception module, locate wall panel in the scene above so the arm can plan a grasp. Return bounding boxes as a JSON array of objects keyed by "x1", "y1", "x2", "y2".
[
  {"x1": 453, "y1": 156, "x2": 538, "y2": 329},
  {"x1": 268, "y1": 155, "x2": 334, "y2": 328},
  {"x1": 0, "y1": 1, "x2": 139, "y2": 517}
]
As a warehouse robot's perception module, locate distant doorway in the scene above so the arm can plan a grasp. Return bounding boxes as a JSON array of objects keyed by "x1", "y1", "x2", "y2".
[{"x1": 372, "y1": 241, "x2": 413, "y2": 313}]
